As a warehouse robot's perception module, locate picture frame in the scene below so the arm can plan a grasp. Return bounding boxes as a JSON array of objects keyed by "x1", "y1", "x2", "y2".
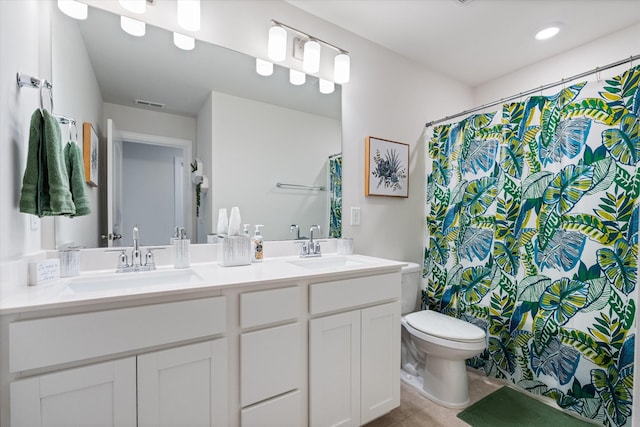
[
  {"x1": 365, "y1": 136, "x2": 409, "y2": 197},
  {"x1": 83, "y1": 122, "x2": 99, "y2": 187}
]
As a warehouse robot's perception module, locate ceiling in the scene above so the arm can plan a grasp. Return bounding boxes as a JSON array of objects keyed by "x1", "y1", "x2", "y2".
[{"x1": 287, "y1": 0, "x2": 640, "y2": 87}]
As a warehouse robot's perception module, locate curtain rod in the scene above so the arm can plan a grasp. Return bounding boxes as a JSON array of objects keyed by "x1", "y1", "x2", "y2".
[{"x1": 425, "y1": 54, "x2": 640, "y2": 128}]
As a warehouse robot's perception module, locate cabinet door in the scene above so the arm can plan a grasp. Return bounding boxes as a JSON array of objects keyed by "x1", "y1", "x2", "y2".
[
  {"x1": 138, "y1": 339, "x2": 228, "y2": 427},
  {"x1": 10, "y1": 358, "x2": 136, "y2": 427},
  {"x1": 360, "y1": 302, "x2": 401, "y2": 424},
  {"x1": 309, "y1": 311, "x2": 361, "y2": 427}
]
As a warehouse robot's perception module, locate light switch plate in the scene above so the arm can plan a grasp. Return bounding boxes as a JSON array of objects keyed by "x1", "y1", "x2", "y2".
[{"x1": 350, "y1": 207, "x2": 361, "y2": 226}]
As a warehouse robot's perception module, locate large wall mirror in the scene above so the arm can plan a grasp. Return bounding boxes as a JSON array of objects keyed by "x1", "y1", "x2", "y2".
[{"x1": 52, "y1": 3, "x2": 342, "y2": 248}]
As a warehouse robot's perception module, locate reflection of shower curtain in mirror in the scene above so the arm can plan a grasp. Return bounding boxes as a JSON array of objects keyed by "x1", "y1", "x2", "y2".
[
  {"x1": 329, "y1": 155, "x2": 342, "y2": 238},
  {"x1": 424, "y1": 65, "x2": 639, "y2": 426}
]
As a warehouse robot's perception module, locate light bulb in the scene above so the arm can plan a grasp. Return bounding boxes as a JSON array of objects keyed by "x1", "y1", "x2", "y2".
[
  {"x1": 120, "y1": 16, "x2": 145, "y2": 37},
  {"x1": 177, "y1": 0, "x2": 201, "y2": 32},
  {"x1": 57, "y1": 0, "x2": 87, "y2": 20},
  {"x1": 303, "y1": 39, "x2": 321, "y2": 74},
  {"x1": 319, "y1": 79, "x2": 335, "y2": 94},
  {"x1": 256, "y1": 58, "x2": 274, "y2": 76},
  {"x1": 173, "y1": 33, "x2": 195, "y2": 50},
  {"x1": 535, "y1": 25, "x2": 560, "y2": 40},
  {"x1": 268, "y1": 26, "x2": 287, "y2": 62},
  {"x1": 289, "y1": 69, "x2": 306, "y2": 86},
  {"x1": 119, "y1": 0, "x2": 145, "y2": 14},
  {"x1": 334, "y1": 53, "x2": 350, "y2": 84}
]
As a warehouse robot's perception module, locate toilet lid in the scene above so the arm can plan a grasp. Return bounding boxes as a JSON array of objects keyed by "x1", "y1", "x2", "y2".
[{"x1": 405, "y1": 311, "x2": 485, "y2": 342}]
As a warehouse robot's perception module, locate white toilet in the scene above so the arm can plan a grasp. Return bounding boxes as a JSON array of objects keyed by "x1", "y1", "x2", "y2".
[{"x1": 400, "y1": 262, "x2": 486, "y2": 408}]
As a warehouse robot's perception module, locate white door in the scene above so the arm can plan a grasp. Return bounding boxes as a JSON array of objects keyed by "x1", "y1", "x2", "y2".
[
  {"x1": 10, "y1": 358, "x2": 136, "y2": 427},
  {"x1": 106, "y1": 118, "x2": 124, "y2": 247},
  {"x1": 309, "y1": 311, "x2": 361, "y2": 427},
  {"x1": 360, "y1": 302, "x2": 401, "y2": 424},
  {"x1": 137, "y1": 339, "x2": 228, "y2": 427}
]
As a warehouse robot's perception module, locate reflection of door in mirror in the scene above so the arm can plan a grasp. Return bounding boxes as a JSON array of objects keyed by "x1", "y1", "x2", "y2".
[
  {"x1": 107, "y1": 119, "x2": 193, "y2": 247},
  {"x1": 106, "y1": 119, "x2": 123, "y2": 247}
]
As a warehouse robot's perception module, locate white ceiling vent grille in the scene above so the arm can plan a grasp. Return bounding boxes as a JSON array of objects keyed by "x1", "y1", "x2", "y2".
[
  {"x1": 135, "y1": 99, "x2": 165, "y2": 108},
  {"x1": 457, "y1": 0, "x2": 473, "y2": 4}
]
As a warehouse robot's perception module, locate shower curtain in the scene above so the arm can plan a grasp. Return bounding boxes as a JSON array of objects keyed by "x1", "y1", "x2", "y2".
[
  {"x1": 424, "y1": 65, "x2": 639, "y2": 426},
  {"x1": 329, "y1": 154, "x2": 342, "y2": 238}
]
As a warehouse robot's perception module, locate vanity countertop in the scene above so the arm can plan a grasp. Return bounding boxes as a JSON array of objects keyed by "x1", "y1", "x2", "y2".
[{"x1": 0, "y1": 254, "x2": 406, "y2": 315}]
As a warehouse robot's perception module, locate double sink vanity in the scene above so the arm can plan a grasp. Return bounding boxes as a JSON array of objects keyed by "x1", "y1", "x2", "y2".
[{"x1": 0, "y1": 244, "x2": 403, "y2": 427}]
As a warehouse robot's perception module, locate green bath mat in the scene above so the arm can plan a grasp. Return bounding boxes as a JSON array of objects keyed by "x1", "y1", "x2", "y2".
[{"x1": 457, "y1": 386, "x2": 593, "y2": 426}]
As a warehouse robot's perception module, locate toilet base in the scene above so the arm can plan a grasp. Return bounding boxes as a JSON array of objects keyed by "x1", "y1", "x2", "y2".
[{"x1": 400, "y1": 359, "x2": 471, "y2": 409}]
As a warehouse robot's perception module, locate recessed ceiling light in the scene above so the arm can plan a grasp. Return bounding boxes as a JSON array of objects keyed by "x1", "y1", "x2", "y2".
[{"x1": 535, "y1": 25, "x2": 561, "y2": 41}]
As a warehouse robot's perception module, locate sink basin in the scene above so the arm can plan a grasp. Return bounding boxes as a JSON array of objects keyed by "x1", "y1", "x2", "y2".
[
  {"x1": 68, "y1": 269, "x2": 204, "y2": 293},
  {"x1": 287, "y1": 256, "x2": 366, "y2": 271}
]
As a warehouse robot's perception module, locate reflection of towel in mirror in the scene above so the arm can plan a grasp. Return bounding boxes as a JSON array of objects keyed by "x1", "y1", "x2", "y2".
[
  {"x1": 64, "y1": 142, "x2": 91, "y2": 216},
  {"x1": 19, "y1": 109, "x2": 75, "y2": 217}
]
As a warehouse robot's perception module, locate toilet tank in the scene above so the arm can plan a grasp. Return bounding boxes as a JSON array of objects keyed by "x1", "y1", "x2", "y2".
[{"x1": 401, "y1": 262, "x2": 422, "y2": 315}]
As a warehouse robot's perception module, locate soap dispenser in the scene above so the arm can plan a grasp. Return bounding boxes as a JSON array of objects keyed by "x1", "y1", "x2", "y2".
[
  {"x1": 174, "y1": 227, "x2": 190, "y2": 269},
  {"x1": 252, "y1": 225, "x2": 264, "y2": 263}
]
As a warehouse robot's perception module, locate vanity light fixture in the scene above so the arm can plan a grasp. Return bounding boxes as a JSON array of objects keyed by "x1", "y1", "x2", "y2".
[
  {"x1": 173, "y1": 32, "x2": 195, "y2": 50},
  {"x1": 119, "y1": 0, "x2": 146, "y2": 14},
  {"x1": 256, "y1": 58, "x2": 274, "y2": 76},
  {"x1": 177, "y1": 0, "x2": 201, "y2": 32},
  {"x1": 303, "y1": 39, "x2": 321, "y2": 73},
  {"x1": 535, "y1": 24, "x2": 561, "y2": 40},
  {"x1": 319, "y1": 78, "x2": 335, "y2": 94},
  {"x1": 120, "y1": 15, "x2": 146, "y2": 37},
  {"x1": 334, "y1": 52, "x2": 350, "y2": 84},
  {"x1": 57, "y1": 0, "x2": 88, "y2": 20},
  {"x1": 290, "y1": 69, "x2": 306, "y2": 85},
  {"x1": 268, "y1": 25, "x2": 287, "y2": 62},
  {"x1": 266, "y1": 19, "x2": 350, "y2": 89}
]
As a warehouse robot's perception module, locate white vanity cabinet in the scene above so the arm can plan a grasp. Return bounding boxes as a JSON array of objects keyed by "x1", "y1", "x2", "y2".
[
  {"x1": 239, "y1": 286, "x2": 304, "y2": 427},
  {"x1": 10, "y1": 358, "x2": 137, "y2": 427},
  {"x1": 309, "y1": 273, "x2": 401, "y2": 427},
  {"x1": 8, "y1": 296, "x2": 227, "y2": 427}
]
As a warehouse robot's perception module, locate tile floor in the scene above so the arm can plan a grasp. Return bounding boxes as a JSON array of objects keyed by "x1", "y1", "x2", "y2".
[{"x1": 365, "y1": 370, "x2": 502, "y2": 427}]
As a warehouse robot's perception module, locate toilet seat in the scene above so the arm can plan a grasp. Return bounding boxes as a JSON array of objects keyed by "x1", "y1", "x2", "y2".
[{"x1": 404, "y1": 311, "x2": 485, "y2": 343}]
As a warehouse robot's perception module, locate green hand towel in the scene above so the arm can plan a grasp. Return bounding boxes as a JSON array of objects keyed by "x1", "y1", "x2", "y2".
[
  {"x1": 64, "y1": 142, "x2": 91, "y2": 216},
  {"x1": 19, "y1": 110, "x2": 44, "y2": 215},
  {"x1": 19, "y1": 109, "x2": 76, "y2": 217}
]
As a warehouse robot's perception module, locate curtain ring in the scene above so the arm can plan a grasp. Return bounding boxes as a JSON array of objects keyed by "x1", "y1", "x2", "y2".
[{"x1": 595, "y1": 66, "x2": 601, "y2": 82}]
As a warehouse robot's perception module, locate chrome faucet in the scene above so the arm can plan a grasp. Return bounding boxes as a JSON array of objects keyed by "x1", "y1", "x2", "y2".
[
  {"x1": 300, "y1": 225, "x2": 322, "y2": 257},
  {"x1": 290, "y1": 224, "x2": 300, "y2": 240},
  {"x1": 109, "y1": 225, "x2": 162, "y2": 273}
]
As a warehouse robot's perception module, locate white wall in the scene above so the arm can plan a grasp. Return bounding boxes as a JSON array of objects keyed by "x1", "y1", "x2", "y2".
[
  {"x1": 474, "y1": 23, "x2": 640, "y2": 104},
  {"x1": 208, "y1": 91, "x2": 341, "y2": 241},
  {"x1": 196, "y1": 93, "x2": 213, "y2": 244},
  {"x1": 102, "y1": 102, "x2": 196, "y2": 143},
  {"x1": 0, "y1": 0, "x2": 51, "y2": 285},
  {"x1": 51, "y1": 6, "x2": 103, "y2": 249}
]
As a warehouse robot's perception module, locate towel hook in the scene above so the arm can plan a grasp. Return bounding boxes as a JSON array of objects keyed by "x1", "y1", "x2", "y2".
[{"x1": 39, "y1": 81, "x2": 53, "y2": 114}]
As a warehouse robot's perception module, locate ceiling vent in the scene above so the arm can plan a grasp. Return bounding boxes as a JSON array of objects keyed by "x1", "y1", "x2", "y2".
[
  {"x1": 135, "y1": 99, "x2": 165, "y2": 108},
  {"x1": 457, "y1": 0, "x2": 473, "y2": 3}
]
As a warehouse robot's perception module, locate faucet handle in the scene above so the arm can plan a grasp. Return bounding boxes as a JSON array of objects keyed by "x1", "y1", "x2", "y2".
[{"x1": 106, "y1": 249, "x2": 129, "y2": 271}]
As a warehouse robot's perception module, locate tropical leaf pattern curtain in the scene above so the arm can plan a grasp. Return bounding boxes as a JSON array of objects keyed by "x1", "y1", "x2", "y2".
[
  {"x1": 329, "y1": 154, "x2": 342, "y2": 238},
  {"x1": 424, "y1": 65, "x2": 639, "y2": 426}
]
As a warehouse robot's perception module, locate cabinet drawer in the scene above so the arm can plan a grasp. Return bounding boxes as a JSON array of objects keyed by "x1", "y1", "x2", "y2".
[
  {"x1": 241, "y1": 322, "x2": 301, "y2": 407},
  {"x1": 10, "y1": 297, "x2": 226, "y2": 372},
  {"x1": 241, "y1": 286, "x2": 300, "y2": 329},
  {"x1": 309, "y1": 272, "x2": 400, "y2": 315},
  {"x1": 241, "y1": 390, "x2": 302, "y2": 427}
]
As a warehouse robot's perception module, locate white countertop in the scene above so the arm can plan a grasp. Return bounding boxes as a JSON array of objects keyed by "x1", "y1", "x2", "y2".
[{"x1": 0, "y1": 254, "x2": 405, "y2": 314}]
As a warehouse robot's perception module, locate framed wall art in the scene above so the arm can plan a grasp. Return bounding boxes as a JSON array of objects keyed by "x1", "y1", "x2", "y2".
[
  {"x1": 365, "y1": 136, "x2": 409, "y2": 197},
  {"x1": 83, "y1": 122, "x2": 99, "y2": 187}
]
